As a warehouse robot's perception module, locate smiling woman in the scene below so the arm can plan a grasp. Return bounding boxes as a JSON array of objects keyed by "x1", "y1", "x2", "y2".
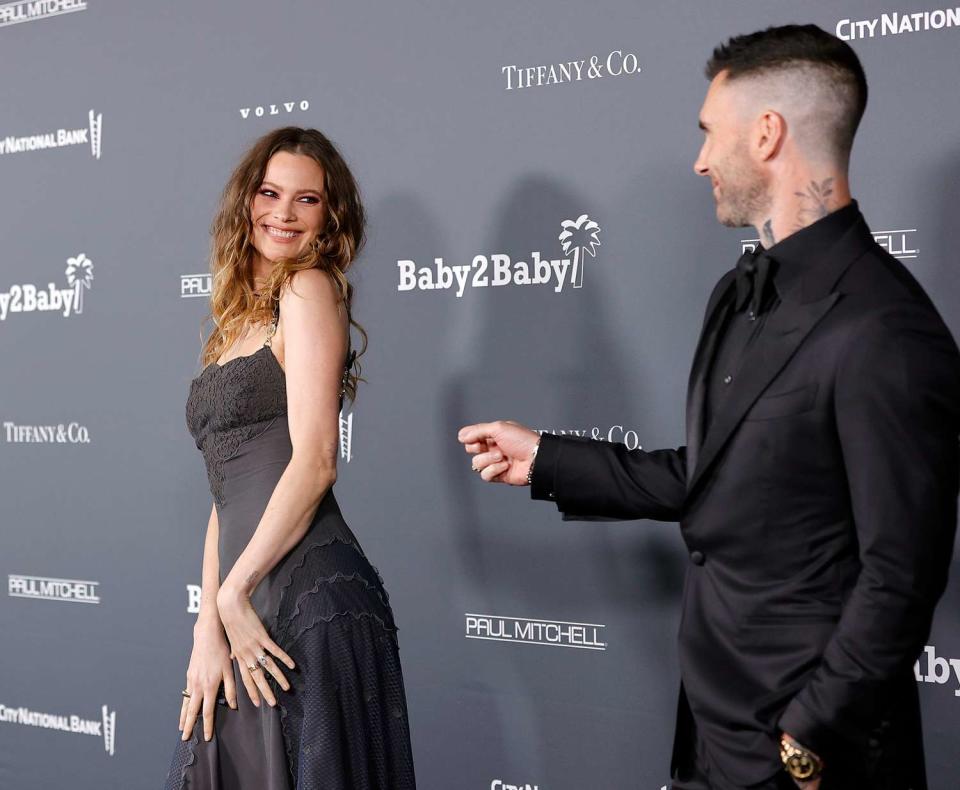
[
  {"x1": 253, "y1": 168, "x2": 323, "y2": 248},
  {"x1": 165, "y1": 128, "x2": 416, "y2": 790},
  {"x1": 199, "y1": 128, "x2": 367, "y2": 398}
]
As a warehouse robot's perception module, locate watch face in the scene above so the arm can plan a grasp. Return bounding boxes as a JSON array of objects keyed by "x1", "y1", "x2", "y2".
[{"x1": 787, "y1": 753, "x2": 817, "y2": 780}]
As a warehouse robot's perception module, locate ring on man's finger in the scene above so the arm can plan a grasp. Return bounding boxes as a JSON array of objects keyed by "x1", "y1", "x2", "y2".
[{"x1": 182, "y1": 689, "x2": 191, "y2": 698}]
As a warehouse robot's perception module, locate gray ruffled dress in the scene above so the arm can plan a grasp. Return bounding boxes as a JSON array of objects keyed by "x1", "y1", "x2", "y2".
[{"x1": 164, "y1": 301, "x2": 416, "y2": 789}]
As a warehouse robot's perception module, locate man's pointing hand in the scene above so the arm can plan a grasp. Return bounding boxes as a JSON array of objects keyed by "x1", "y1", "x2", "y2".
[{"x1": 457, "y1": 420, "x2": 541, "y2": 485}]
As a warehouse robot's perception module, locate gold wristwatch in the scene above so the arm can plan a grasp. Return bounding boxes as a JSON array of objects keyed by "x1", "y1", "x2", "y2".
[{"x1": 780, "y1": 735, "x2": 823, "y2": 781}]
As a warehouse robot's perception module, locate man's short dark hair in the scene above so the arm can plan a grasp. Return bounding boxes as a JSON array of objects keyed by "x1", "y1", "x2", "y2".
[{"x1": 706, "y1": 24, "x2": 868, "y2": 164}]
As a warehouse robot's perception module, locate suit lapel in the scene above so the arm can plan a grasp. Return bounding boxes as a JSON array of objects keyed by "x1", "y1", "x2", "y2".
[
  {"x1": 683, "y1": 209, "x2": 875, "y2": 498},
  {"x1": 685, "y1": 271, "x2": 737, "y2": 482},
  {"x1": 686, "y1": 290, "x2": 840, "y2": 496}
]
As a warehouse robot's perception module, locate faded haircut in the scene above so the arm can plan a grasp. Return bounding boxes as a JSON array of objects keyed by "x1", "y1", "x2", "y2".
[{"x1": 706, "y1": 24, "x2": 868, "y2": 166}]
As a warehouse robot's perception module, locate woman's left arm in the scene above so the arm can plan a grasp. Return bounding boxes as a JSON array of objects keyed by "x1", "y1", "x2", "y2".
[{"x1": 216, "y1": 268, "x2": 349, "y2": 707}]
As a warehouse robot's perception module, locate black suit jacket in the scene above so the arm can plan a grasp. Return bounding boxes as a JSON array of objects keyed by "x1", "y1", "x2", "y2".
[{"x1": 531, "y1": 212, "x2": 960, "y2": 788}]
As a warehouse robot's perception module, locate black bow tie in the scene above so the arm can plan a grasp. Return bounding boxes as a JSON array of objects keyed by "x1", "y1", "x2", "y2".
[{"x1": 734, "y1": 249, "x2": 775, "y2": 320}]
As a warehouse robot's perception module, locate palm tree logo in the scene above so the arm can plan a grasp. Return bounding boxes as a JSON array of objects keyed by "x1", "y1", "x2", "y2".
[
  {"x1": 559, "y1": 214, "x2": 602, "y2": 289},
  {"x1": 65, "y1": 253, "x2": 94, "y2": 314}
]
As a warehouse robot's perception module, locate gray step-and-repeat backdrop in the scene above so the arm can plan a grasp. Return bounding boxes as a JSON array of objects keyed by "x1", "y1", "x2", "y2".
[{"x1": 2, "y1": 1, "x2": 958, "y2": 788}]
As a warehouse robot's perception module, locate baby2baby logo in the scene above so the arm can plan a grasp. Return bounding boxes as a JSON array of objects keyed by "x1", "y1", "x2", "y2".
[
  {"x1": 397, "y1": 215, "x2": 602, "y2": 297},
  {"x1": 0, "y1": 253, "x2": 94, "y2": 320}
]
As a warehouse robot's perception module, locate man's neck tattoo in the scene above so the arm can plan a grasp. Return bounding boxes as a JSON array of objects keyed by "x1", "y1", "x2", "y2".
[
  {"x1": 762, "y1": 219, "x2": 776, "y2": 248},
  {"x1": 793, "y1": 177, "x2": 835, "y2": 230}
]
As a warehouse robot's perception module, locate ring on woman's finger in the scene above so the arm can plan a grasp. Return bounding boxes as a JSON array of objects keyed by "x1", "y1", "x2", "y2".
[
  {"x1": 256, "y1": 652, "x2": 269, "y2": 667},
  {"x1": 182, "y1": 689, "x2": 191, "y2": 698},
  {"x1": 247, "y1": 664, "x2": 260, "y2": 673}
]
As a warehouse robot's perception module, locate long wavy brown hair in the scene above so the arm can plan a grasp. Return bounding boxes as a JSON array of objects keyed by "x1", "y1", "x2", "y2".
[{"x1": 198, "y1": 126, "x2": 367, "y2": 401}]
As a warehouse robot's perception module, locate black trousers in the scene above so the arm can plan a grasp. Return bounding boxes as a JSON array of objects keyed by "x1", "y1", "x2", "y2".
[
  {"x1": 669, "y1": 682, "x2": 924, "y2": 790},
  {"x1": 671, "y1": 757, "x2": 795, "y2": 790},
  {"x1": 671, "y1": 727, "x2": 917, "y2": 790},
  {"x1": 670, "y1": 732, "x2": 795, "y2": 790}
]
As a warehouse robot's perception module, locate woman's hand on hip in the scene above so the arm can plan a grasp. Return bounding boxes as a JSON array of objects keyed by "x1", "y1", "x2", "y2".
[{"x1": 216, "y1": 586, "x2": 296, "y2": 709}]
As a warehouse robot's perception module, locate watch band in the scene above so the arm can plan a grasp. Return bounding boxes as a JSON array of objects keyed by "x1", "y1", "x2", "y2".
[{"x1": 779, "y1": 736, "x2": 823, "y2": 781}]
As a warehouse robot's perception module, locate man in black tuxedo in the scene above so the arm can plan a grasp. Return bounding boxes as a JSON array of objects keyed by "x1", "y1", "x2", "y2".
[{"x1": 458, "y1": 24, "x2": 960, "y2": 790}]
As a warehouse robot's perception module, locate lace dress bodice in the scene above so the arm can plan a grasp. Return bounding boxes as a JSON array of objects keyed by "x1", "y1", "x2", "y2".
[{"x1": 185, "y1": 299, "x2": 353, "y2": 506}]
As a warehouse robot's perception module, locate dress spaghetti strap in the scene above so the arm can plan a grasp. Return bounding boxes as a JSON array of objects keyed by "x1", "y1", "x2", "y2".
[
  {"x1": 264, "y1": 297, "x2": 354, "y2": 402},
  {"x1": 263, "y1": 298, "x2": 280, "y2": 349}
]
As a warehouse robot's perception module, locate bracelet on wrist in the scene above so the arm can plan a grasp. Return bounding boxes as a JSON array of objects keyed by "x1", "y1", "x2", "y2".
[{"x1": 525, "y1": 440, "x2": 541, "y2": 486}]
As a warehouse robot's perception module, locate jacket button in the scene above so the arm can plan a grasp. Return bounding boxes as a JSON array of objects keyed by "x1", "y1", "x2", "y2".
[{"x1": 690, "y1": 550, "x2": 705, "y2": 566}]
